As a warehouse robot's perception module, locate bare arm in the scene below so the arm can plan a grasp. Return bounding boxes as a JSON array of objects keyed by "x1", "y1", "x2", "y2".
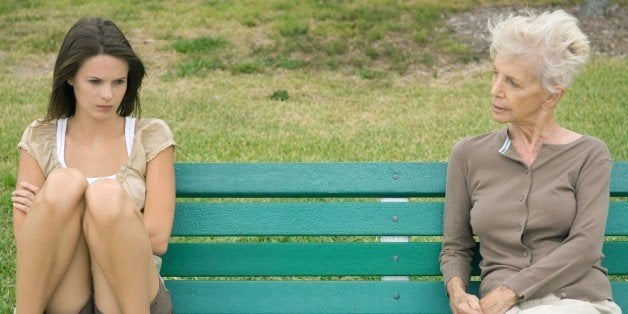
[
  {"x1": 12, "y1": 148, "x2": 45, "y2": 237},
  {"x1": 143, "y1": 146, "x2": 175, "y2": 256}
]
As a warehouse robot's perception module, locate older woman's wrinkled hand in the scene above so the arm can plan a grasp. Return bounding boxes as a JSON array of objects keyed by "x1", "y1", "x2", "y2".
[
  {"x1": 480, "y1": 285, "x2": 518, "y2": 314},
  {"x1": 447, "y1": 276, "x2": 483, "y2": 314},
  {"x1": 450, "y1": 292, "x2": 483, "y2": 314}
]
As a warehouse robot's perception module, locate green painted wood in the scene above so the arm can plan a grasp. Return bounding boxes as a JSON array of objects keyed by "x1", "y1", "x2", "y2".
[
  {"x1": 161, "y1": 242, "x2": 442, "y2": 277},
  {"x1": 602, "y1": 242, "x2": 628, "y2": 275},
  {"x1": 171, "y1": 201, "x2": 444, "y2": 236},
  {"x1": 174, "y1": 161, "x2": 627, "y2": 198},
  {"x1": 607, "y1": 202, "x2": 628, "y2": 236},
  {"x1": 163, "y1": 280, "x2": 627, "y2": 313},
  {"x1": 163, "y1": 281, "x2": 455, "y2": 313},
  {"x1": 611, "y1": 281, "x2": 628, "y2": 311},
  {"x1": 161, "y1": 242, "x2": 626, "y2": 277},
  {"x1": 174, "y1": 162, "x2": 447, "y2": 198},
  {"x1": 164, "y1": 161, "x2": 628, "y2": 313},
  {"x1": 611, "y1": 161, "x2": 628, "y2": 197},
  {"x1": 171, "y1": 201, "x2": 627, "y2": 236}
]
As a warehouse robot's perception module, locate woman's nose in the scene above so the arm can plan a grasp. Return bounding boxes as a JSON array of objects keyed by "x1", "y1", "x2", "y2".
[
  {"x1": 100, "y1": 84, "x2": 113, "y2": 100},
  {"x1": 491, "y1": 79, "x2": 503, "y2": 98}
]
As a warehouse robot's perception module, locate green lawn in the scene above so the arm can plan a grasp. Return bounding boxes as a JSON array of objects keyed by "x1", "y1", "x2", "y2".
[{"x1": 0, "y1": 0, "x2": 625, "y2": 310}]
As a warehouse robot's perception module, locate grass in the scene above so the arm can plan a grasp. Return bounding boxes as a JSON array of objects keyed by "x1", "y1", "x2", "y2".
[{"x1": 0, "y1": 0, "x2": 625, "y2": 310}]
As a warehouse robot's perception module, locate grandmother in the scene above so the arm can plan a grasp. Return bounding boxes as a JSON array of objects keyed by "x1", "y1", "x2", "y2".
[{"x1": 439, "y1": 10, "x2": 621, "y2": 314}]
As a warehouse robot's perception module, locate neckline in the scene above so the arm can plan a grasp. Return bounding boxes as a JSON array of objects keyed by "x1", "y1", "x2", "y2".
[
  {"x1": 56, "y1": 117, "x2": 136, "y2": 169},
  {"x1": 498, "y1": 127, "x2": 588, "y2": 154}
]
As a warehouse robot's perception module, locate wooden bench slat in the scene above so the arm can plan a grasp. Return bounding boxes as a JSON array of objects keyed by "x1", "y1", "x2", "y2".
[
  {"x1": 611, "y1": 281, "x2": 628, "y2": 311},
  {"x1": 175, "y1": 162, "x2": 447, "y2": 198},
  {"x1": 172, "y1": 202, "x2": 443, "y2": 236},
  {"x1": 161, "y1": 242, "x2": 627, "y2": 277},
  {"x1": 163, "y1": 280, "x2": 456, "y2": 313},
  {"x1": 607, "y1": 202, "x2": 628, "y2": 236},
  {"x1": 611, "y1": 161, "x2": 628, "y2": 197},
  {"x1": 172, "y1": 201, "x2": 628, "y2": 236},
  {"x1": 174, "y1": 161, "x2": 627, "y2": 198},
  {"x1": 602, "y1": 242, "x2": 628, "y2": 275},
  {"x1": 163, "y1": 280, "x2": 627, "y2": 313},
  {"x1": 162, "y1": 242, "x2": 442, "y2": 277}
]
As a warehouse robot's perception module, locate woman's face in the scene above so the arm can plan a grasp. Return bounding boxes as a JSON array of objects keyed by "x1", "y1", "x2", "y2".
[
  {"x1": 490, "y1": 56, "x2": 550, "y2": 125},
  {"x1": 69, "y1": 54, "x2": 128, "y2": 120}
]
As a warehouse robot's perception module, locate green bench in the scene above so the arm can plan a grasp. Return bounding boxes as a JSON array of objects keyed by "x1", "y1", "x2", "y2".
[{"x1": 161, "y1": 162, "x2": 628, "y2": 313}]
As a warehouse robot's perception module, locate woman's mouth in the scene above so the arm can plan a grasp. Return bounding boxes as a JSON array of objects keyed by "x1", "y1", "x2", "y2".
[
  {"x1": 492, "y1": 103, "x2": 507, "y2": 113},
  {"x1": 97, "y1": 105, "x2": 113, "y2": 111}
]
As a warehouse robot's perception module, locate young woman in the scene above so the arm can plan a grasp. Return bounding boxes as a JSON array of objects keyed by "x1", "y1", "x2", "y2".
[{"x1": 12, "y1": 17, "x2": 175, "y2": 313}]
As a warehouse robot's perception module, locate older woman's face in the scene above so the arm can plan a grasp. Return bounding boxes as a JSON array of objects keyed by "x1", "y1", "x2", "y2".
[{"x1": 490, "y1": 57, "x2": 549, "y2": 125}]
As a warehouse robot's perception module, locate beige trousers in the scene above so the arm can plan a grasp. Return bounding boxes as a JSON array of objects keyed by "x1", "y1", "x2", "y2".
[{"x1": 506, "y1": 294, "x2": 622, "y2": 314}]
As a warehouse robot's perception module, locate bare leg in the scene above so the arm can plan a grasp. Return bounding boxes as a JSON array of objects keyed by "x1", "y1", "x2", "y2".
[
  {"x1": 15, "y1": 168, "x2": 90, "y2": 313},
  {"x1": 83, "y1": 179, "x2": 159, "y2": 313},
  {"x1": 46, "y1": 232, "x2": 92, "y2": 313}
]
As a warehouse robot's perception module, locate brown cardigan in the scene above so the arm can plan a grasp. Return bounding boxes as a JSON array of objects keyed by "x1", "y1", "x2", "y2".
[{"x1": 439, "y1": 127, "x2": 614, "y2": 301}]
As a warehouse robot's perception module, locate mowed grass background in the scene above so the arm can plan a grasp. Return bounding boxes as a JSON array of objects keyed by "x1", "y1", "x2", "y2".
[{"x1": 0, "y1": 0, "x2": 626, "y2": 309}]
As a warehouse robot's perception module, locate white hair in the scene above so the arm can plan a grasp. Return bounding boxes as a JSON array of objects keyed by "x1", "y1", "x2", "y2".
[{"x1": 489, "y1": 9, "x2": 590, "y2": 93}]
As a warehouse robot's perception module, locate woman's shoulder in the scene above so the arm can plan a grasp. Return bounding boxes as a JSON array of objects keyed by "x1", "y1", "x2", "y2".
[
  {"x1": 580, "y1": 134, "x2": 609, "y2": 148},
  {"x1": 20, "y1": 119, "x2": 57, "y2": 142},
  {"x1": 18, "y1": 119, "x2": 60, "y2": 174},
  {"x1": 453, "y1": 128, "x2": 506, "y2": 151},
  {"x1": 577, "y1": 134, "x2": 611, "y2": 160},
  {"x1": 24, "y1": 118, "x2": 56, "y2": 130},
  {"x1": 135, "y1": 118, "x2": 173, "y2": 138},
  {"x1": 136, "y1": 118, "x2": 171, "y2": 130},
  {"x1": 134, "y1": 118, "x2": 175, "y2": 161}
]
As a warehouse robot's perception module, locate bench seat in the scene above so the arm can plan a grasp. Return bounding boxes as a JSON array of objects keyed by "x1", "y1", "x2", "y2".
[{"x1": 162, "y1": 162, "x2": 627, "y2": 313}]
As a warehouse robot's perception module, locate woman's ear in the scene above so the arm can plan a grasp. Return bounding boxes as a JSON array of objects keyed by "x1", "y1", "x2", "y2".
[
  {"x1": 67, "y1": 78, "x2": 74, "y2": 86},
  {"x1": 542, "y1": 85, "x2": 565, "y2": 110}
]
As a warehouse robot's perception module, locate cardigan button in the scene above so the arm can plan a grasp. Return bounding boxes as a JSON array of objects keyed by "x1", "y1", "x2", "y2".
[{"x1": 523, "y1": 251, "x2": 528, "y2": 257}]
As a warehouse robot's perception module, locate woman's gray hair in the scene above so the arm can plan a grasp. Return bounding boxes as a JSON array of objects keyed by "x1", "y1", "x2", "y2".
[{"x1": 489, "y1": 10, "x2": 590, "y2": 93}]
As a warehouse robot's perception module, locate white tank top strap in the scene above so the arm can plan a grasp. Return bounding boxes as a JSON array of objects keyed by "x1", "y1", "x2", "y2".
[
  {"x1": 56, "y1": 118, "x2": 69, "y2": 168},
  {"x1": 125, "y1": 117, "x2": 136, "y2": 155}
]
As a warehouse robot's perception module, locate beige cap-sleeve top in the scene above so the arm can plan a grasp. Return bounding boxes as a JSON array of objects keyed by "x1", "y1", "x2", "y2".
[{"x1": 17, "y1": 117, "x2": 176, "y2": 211}]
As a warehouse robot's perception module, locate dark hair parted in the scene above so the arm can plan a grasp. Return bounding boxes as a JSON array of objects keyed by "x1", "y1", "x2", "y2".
[{"x1": 46, "y1": 17, "x2": 145, "y2": 120}]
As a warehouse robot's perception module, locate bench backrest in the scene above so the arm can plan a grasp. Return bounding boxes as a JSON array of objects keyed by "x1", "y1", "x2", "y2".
[{"x1": 162, "y1": 162, "x2": 627, "y2": 313}]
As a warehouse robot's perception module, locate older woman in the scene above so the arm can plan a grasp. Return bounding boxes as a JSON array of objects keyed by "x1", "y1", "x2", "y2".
[{"x1": 439, "y1": 10, "x2": 621, "y2": 314}]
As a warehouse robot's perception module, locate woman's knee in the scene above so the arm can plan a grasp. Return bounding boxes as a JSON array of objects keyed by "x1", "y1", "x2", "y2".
[
  {"x1": 84, "y1": 179, "x2": 138, "y2": 226},
  {"x1": 36, "y1": 168, "x2": 87, "y2": 217}
]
